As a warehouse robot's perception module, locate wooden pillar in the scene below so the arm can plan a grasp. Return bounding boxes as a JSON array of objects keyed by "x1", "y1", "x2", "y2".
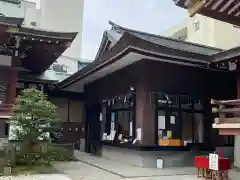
[
  {"x1": 136, "y1": 85, "x2": 154, "y2": 145},
  {"x1": 237, "y1": 73, "x2": 240, "y2": 98},
  {"x1": 7, "y1": 68, "x2": 18, "y2": 104}
]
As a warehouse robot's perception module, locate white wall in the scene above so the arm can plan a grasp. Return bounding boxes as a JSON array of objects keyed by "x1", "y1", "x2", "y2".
[
  {"x1": 57, "y1": 56, "x2": 79, "y2": 74},
  {"x1": 185, "y1": 15, "x2": 216, "y2": 48},
  {"x1": 39, "y1": 0, "x2": 84, "y2": 60},
  {"x1": 213, "y1": 20, "x2": 240, "y2": 50},
  {"x1": 162, "y1": 14, "x2": 240, "y2": 50},
  {"x1": 22, "y1": 1, "x2": 41, "y2": 28}
]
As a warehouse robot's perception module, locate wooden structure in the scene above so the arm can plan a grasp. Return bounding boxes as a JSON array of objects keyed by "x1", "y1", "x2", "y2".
[
  {"x1": 56, "y1": 21, "x2": 238, "y2": 167},
  {"x1": 174, "y1": 0, "x2": 240, "y2": 26},
  {"x1": 212, "y1": 99, "x2": 240, "y2": 135},
  {"x1": 0, "y1": 16, "x2": 82, "y2": 145}
]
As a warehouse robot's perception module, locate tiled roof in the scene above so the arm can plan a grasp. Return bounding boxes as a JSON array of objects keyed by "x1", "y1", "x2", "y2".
[{"x1": 109, "y1": 21, "x2": 222, "y2": 56}]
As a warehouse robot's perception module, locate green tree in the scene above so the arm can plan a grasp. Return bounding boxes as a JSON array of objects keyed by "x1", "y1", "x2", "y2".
[{"x1": 10, "y1": 88, "x2": 59, "y2": 148}]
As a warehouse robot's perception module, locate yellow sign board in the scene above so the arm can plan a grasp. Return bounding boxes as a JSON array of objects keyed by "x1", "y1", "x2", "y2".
[{"x1": 167, "y1": 131, "x2": 172, "y2": 138}]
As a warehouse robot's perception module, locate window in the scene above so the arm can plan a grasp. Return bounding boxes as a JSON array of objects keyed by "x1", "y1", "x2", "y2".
[
  {"x1": 157, "y1": 93, "x2": 168, "y2": 107},
  {"x1": 194, "y1": 22, "x2": 200, "y2": 31},
  {"x1": 195, "y1": 99, "x2": 204, "y2": 110},
  {"x1": 29, "y1": 84, "x2": 37, "y2": 89},
  {"x1": 51, "y1": 63, "x2": 68, "y2": 73},
  {"x1": 180, "y1": 95, "x2": 192, "y2": 109},
  {"x1": 30, "y1": 21, "x2": 37, "y2": 27},
  {"x1": 117, "y1": 111, "x2": 131, "y2": 137},
  {"x1": 101, "y1": 93, "x2": 136, "y2": 143},
  {"x1": 155, "y1": 92, "x2": 205, "y2": 146}
]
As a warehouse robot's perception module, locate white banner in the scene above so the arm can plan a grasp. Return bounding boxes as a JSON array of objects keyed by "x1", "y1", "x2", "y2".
[{"x1": 209, "y1": 153, "x2": 219, "y2": 171}]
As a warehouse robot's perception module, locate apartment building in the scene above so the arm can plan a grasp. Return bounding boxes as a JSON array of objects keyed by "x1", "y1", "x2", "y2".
[{"x1": 162, "y1": 14, "x2": 240, "y2": 50}]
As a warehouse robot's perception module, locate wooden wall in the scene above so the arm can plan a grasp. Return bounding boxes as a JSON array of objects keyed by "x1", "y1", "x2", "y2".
[{"x1": 85, "y1": 59, "x2": 236, "y2": 145}]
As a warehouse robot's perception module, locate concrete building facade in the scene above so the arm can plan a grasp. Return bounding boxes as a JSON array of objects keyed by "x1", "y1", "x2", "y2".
[{"x1": 162, "y1": 14, "x2": 240, "y2": 50}]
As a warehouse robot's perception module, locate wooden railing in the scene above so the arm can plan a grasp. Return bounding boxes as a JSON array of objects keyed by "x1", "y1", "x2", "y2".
[
  {"x1": 0, "y1": 104, "x2": 13, "y2": 119},
  {"x1": 211, "y1": 99, "x2": 240, "y2": 124}
]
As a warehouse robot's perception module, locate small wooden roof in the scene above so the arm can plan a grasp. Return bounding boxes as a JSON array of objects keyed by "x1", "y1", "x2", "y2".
[
  {"x1": 12, "y1": 27, "x2": 77, "y2": 73},
  {"x1": 174, "y1": 0, "x2": 240, "y2": 26},
  {"x1": 0, "y1": 16, "x2": 77, "y2": 74}
]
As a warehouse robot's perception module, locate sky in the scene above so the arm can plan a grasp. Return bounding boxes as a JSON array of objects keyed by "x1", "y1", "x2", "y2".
[
  {"x1": 27, "y1": 0, "x2": 187, "y2": 60},
  {"x1": 82, "y1": 0, "x2": 187, "y2": 60}
]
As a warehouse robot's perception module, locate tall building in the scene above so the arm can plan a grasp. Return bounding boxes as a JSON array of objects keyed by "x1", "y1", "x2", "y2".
[
  {"x1": 162, "y1": 14, "x2": 240, "y2": 50},
  {"x1": 39, "y1": 0, "x2": 84, "y2": 60},
  {"x1": 23, "y1": 0, "x2": 85, "y2": 76}
]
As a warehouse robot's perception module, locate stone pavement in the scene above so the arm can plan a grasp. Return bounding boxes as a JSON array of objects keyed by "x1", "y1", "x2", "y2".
[
  {"x1": 66, "y1": 151, "x2": 239, "y2": 180},
  {"x1": 73, "y1": 151, "x2": 197, "y2": 178},
  {"x1": 0, "y1": 174, "x2": 72, "y2": 180},
  {"x1": 1, "y1": 151, "x2": 239, "y2": 180},
  {"x1": 52, "y1": 151, "x2": 199, "y2": 180},
  {"x1": 53, "y1": 161, "x2": 198, "y2": 180}
]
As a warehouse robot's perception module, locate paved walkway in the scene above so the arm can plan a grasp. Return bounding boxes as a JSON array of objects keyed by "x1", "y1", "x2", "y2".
[
  {"x1": 52, "y1": 151, "x2": 199, "y2": 180},
  {"x1": 1, "y1": 151, "x2": 240, "y2": 180},
  {"x1": 54, "y1": 161, "x2": 198, "y2": 180},
  {"x1": 55, "y1": 151, "x2": 239, "y2": 180},
  {"x1": 0, "y1": 174, "x2": 72, "y2": 180},
  {"x1": 73, "y1": 151, "x2": 197, "y2": 178}
]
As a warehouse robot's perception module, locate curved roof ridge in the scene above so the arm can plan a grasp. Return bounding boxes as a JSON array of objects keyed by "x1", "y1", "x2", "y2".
[{"x1": 108, "y1": 20, "x2": 223, "y2": 52}]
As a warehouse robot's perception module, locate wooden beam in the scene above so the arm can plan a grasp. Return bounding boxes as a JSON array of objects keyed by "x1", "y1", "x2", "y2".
[
  {"x1": 5, "y1": 27, "x2": 19, "y2": 33},
  {"x1": 188, "y1": 0, "x2": 206, "y2": 17},
  {"x1": 215, "y1": 117, "x2": 240, "y2": 123},
  {"x1": 211, "y1": 99, "x2": 240, "y2": 106},
  {"x1": 213, "y1": 123, "x2": 240, "y2": 129},
  {"x1": 221, "y1": 107, "x2": 240, "y2": 113}
]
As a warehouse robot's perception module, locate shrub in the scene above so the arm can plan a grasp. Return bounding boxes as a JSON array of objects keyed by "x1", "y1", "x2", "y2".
[{"x1": 10, "y1": 89, "x2": 59, "y2": 165}]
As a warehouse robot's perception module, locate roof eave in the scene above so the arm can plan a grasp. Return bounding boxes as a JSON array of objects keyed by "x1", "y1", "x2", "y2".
[
  {"x1": 57, "y1": 32, "x2": 212, "y2": 89},
  {"x1": 9, "y1": 27, "x2": 78, "y2": 41},
  {"x1": 0, "y1": 16, "x2": 24, "y2": 27},
  {"x1": 173, "y1": 0, "x2": 240, "y2": 26}
]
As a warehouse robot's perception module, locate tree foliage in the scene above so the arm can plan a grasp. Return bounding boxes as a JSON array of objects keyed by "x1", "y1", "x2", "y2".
[{"x1": 10, "y1": 88, "x2": 59, "y2": 143}]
